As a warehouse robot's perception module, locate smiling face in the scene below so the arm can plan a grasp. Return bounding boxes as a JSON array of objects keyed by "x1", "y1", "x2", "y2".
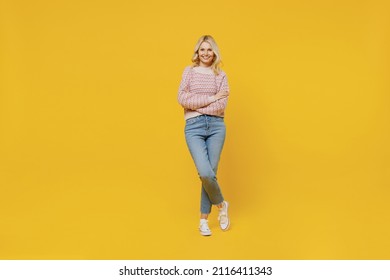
[{"x1": 197, "y1": 41, "x2": 214, "y2": 67}]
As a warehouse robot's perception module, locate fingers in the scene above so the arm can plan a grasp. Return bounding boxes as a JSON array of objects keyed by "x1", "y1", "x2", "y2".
[
  {"x1": 218, "y1": 92, "x2": 229, "y2": 99},
  {"x1": 212, "y1": 91, "x2": 229, "y2": 101}
]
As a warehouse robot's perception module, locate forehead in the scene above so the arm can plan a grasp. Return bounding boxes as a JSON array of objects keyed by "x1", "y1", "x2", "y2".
[{"x1": 199, "y1": 41, "x2": 212, "y2": 49}]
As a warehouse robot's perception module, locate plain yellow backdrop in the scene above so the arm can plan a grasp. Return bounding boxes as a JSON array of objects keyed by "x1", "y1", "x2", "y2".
[{"x1": 0, "y1": 0, "x2": 389, "y2": 259}]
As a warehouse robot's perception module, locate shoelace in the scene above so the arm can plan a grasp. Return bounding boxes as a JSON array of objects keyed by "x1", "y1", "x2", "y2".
[
  {"x1": 218, "y1": 211, "x2": 228, "y2": 223},
  {"x1": 200, "y1": 222, "x2": 210, "y2": 231}
]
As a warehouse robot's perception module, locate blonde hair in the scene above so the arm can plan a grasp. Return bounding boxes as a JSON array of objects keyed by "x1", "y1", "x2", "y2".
[{"x1": 192, "y1": 35, "x2": 223, "y2": 75}]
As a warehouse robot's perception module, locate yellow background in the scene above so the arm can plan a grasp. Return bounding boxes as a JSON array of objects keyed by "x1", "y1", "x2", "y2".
[{"x1": 1, "y1": 0, "x2": 389, "y2": 259}]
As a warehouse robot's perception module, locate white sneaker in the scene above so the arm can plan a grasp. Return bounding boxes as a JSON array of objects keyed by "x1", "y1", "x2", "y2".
[
  {"x1": 218, "y1": 201, "x2": 230, "y2": 231},
  {"x1": 199, "y1": 219, "x2": 212, "y2": 236}
]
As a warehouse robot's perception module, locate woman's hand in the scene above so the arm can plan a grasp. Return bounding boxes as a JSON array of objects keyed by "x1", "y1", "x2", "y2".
[{"x1": 214, "y1": 91, "x2": 229, "y2": 100}]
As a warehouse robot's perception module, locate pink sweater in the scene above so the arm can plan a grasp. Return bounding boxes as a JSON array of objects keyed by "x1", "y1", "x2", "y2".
[{"x1": 178, "y1": 66, "x2": 230, "y2": 120}]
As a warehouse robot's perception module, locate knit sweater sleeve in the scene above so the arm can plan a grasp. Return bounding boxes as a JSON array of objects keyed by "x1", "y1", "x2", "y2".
[
  {"x1": 196, "y1": 72, "x2": 230, "y2": 115},
  {"x1": 177, "y1": 67, "x2": 214, "y2": 110},
  {"x1": 219, "y1": 72, "x2": 230, "y2": 93}
]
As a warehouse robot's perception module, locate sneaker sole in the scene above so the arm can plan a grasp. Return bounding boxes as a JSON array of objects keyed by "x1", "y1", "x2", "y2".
[
  {"x1": 200, "y1": 231, "x2": 212, "y2": 236},
  {"x1": 221, "y1": 201, "x2": 230, "y2": 231}
]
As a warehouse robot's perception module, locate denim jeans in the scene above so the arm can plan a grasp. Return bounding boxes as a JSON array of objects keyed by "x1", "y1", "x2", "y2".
[{"x1": 185, "y1": 115, "x2": 226, "y2": 214}]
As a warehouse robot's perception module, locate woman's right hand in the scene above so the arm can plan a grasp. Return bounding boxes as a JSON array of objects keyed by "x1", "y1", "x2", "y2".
[{"x1": 214, "y1": 91, "x2": 229, "y2": 100}]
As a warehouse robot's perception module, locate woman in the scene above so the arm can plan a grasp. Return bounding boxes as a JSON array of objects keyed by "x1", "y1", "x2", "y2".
[{"x1": 177, "y1": 35, "x2": 230, "y2": 236}]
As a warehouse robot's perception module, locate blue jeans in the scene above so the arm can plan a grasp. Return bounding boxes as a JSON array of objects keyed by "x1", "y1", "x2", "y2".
[{"x1": 185, "y1": 115, "x2": 226, "y2": 214}]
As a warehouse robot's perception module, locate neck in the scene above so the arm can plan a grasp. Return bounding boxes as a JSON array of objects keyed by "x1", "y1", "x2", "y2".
[{"x1": 199, "y1": 63, "x2": 212, "y2": 68}]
